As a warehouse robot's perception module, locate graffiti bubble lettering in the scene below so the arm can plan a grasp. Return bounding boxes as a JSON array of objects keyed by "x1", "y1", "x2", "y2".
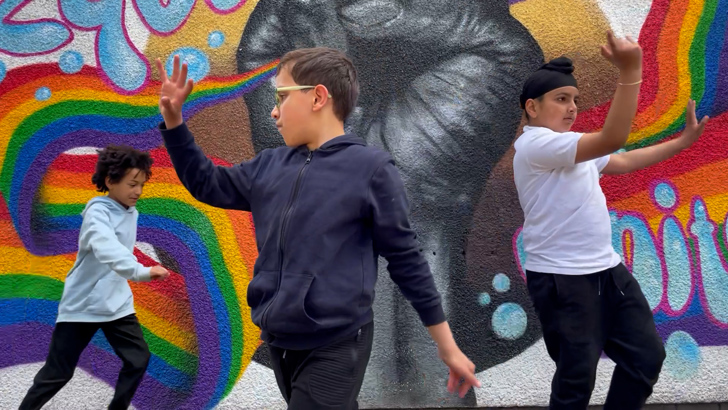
[
  {"x1": 0, "y1": 0, "x2": 73, "y2": 55},
  {"x1": 60, "y1": 0, "x2": 148, "y2": 92}
]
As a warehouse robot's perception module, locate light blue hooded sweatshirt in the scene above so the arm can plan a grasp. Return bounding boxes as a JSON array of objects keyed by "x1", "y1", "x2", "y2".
[{"x1": 56, "y1": 195, "x2": 152, "y2": 323}]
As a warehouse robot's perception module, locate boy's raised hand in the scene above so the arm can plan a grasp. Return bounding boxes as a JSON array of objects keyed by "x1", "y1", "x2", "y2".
[
  {"x1": 600, "y1": 30, "x2": 642, "y2": 72},
  {"x1": 677, "y1": 99, "x2": 710, "y2": 148},
  {"x1": 156, "y1": 55, "x2": 194, "y2": 129}
]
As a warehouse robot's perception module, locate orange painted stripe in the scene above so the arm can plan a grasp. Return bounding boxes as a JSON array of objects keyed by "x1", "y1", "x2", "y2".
[
  {"x1": 227, "y1": 210, "x2": 258, "y2": 281},
  {"x1": 0, "y1": 220, "x2": 23, "y2": 247},
  {"x1": 610, "y1": 158, "x2": 728, "y2": 218},
  {"x1": 130, "y1": 280, "x2": 195, "y2": 333},
  {"x1": 44, "y1": 168, "x2": 184, "y2": 189},
  {"x1": 633, "y1": 0, "x2": 688, "y2": 129}
]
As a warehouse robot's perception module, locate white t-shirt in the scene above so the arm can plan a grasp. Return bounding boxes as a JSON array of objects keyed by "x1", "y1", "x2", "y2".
[{"x1": 513, "y1": 126, "x2": 622, "y2": 275}]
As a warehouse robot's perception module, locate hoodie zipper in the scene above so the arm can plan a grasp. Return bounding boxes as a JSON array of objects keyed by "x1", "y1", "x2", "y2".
[{"x1": 262, "y1": 150, "x2": 313, "y2": 329}]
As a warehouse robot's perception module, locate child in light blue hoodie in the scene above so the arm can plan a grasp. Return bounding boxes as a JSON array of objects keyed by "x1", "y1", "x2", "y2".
[{"x1": 19, "y1": 145, "x2": 169, "y2": 410}]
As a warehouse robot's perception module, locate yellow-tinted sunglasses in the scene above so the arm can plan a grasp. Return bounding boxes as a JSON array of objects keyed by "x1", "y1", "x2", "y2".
[{"x1": 275, "y1": 85, "x2": 333, "y2": 108}]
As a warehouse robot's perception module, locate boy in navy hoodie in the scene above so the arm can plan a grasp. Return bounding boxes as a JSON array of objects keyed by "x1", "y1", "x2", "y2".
[{"x1": 156, "y1": 47, "x2": 480, "y2": 408}]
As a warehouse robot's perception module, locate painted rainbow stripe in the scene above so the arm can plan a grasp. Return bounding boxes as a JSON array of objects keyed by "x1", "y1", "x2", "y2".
[
  {"x1": 0, "y1": 60, "x2": 276, "y2": 409},
  {"x1": 590, "y1": 0, "x2": 728, "y2": 346},
  {"x1": 574, "y1": 0, "x2": 728, "y2": 149}
]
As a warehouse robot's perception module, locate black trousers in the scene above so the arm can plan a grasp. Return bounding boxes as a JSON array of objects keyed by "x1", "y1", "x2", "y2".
[
  {"x1": 527, "y1": 263, "x2": 666, "y2": 410},
  {"x1": 19, "y1": 313, "x2": 151, "y2": 410},
  {"x1": 268, "y1": 321, "x2": 374, "y2": 410}
]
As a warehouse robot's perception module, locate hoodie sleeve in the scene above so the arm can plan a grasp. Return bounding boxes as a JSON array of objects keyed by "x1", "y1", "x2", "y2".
[
  {"x1": 160, "y1": 122, "x2": 261, "y2": 211},
  {"x1": 369, "y1": 157, "x2": 446, "y2": 327},
  {"x1": 80, "y1": 206, "x2": 152, "y2": 282}
]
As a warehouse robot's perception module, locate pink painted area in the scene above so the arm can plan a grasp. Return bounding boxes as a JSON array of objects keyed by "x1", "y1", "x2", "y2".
[
  {"x1": 512, "y1": 226, "x2": 526, "y2": 282},
  {"x1": 612, "y1": 209, "x2": 665, "y2": 314},
  {"x1": 131, "y1": 0, "x2": 198, "y2": 37},
  {"x1": 1, "y1": 0, "x2": 74, "y2": 56},
  {"x1": 688, "y1": 196, "x2": 728, "y2": 329},
  {"x1": 656, "y1": 214, "x2": 695, "y2": 317},
  {"x1": 204, "y1": 0, "x2": 245, "y2": 15},
  {"x1": 57, "y1": 0, "x2": 151, "y2": 95}
]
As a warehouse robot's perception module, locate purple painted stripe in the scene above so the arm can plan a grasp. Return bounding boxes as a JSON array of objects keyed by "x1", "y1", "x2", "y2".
[
  {"x1": 6, "y1": 227, "x2": 224, "y2": 407},
  {"x1": 2, "y1": 322, "x2": 187, "y2": 409},
  {"x1": 656, "y1": 313, "x2": 728, "y2": 346},
  {"x1": 137, "y1": 228, "x2": 220, "y2": 409}
]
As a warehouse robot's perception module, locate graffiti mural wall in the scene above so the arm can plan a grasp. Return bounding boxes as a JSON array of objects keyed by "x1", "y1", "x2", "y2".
[{"x1": 1, "y1": 0, "x2": 727, "y2": 408}]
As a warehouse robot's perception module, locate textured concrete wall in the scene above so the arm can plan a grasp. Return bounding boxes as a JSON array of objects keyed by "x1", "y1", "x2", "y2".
[{"x1": 1, "y1": 0, "x2": 727, "y2": 408}]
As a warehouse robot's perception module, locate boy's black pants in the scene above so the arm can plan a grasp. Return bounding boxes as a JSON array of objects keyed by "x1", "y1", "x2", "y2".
[
  {"x1": 19, "y1": 313, "x2": 150, "y2": 410},
  {"x1": 527, "y1": 263, "x2": 666, "y2": 410},
  {"x1": 268, "y1": 321, "x2": 374, "y2": 410}
]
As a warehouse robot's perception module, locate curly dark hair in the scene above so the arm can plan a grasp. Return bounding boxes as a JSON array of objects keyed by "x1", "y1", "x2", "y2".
[{"x1": 91, "y1": 145, "x2": 153, "y2": 193}]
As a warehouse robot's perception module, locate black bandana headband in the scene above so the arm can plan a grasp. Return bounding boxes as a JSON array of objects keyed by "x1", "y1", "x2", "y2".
[{"x1": 519, "y1": 57, "x2": 578, "y2": 108}]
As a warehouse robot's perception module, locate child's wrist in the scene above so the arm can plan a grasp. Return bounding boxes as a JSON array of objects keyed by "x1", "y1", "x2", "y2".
[
  {"x1": 618, "y1": 67, "x2": 642, "y2": 84},
  {"x1": 163, "y1": 115, "x2": 184, "y2": 129}
]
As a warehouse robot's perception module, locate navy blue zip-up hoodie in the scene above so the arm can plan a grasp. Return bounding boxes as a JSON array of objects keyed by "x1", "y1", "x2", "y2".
[{"x1": 160, "y1": 122, "x2": 446, "y2": 350}]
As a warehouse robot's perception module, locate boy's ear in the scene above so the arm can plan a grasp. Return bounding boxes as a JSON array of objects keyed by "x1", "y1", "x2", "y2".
[
  {"x1": 525, "y1": 99, "x2": 538, "y2": 119},
  {"x1": 311, "y1": 84, "x2": 330, "y2": 111}
]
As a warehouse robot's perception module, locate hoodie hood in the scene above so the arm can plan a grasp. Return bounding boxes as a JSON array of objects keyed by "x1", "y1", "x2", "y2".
[
  {"x1": 318, "y1": 133, "x2": 366, "y2": 152},
  {"x1": 82, "y1": 195, "x2": 134, "y2": 217}
]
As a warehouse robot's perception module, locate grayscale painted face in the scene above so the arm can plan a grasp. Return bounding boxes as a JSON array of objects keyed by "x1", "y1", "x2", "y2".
[{"x1": 237, "y1": 0, "x2": 543, "y2": 406}]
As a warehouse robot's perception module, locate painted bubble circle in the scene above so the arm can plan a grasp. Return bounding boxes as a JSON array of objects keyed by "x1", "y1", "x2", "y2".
[
  {"x1": 208, "y1": 31, "x2": 225, "y2": 48},
  {"x1": 35, "y1": 87, "x2": 52, "y2": 101},
  {"x1": 166, "y1": 48, "x2": 210, "y2": 83},
  {"x1": 654, "y1": 182, "x2": 677, "y2": 209},
  {"x1": 59, "y1": 51, "x2": 84, "y2": 74},
  {"x1": 492, "y1": 302, "x2": 527, "y2": 340},
  {"x1": 493, "y1": 273, "x2": 511, "y2": 293},
  {"x1": 478, "y1": 292, "x2": 491, "y2": 306},
  {"x1": 664, "y1": 331, "x2": 701, "y2": 380},
  {"x1": 0, "y1": 60, "x2": 6, "y2": 84}
]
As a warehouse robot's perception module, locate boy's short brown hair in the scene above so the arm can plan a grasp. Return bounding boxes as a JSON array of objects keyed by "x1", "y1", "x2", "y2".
[{"x1": 278, "y1": 47, "x2": 359, "y2": 122}]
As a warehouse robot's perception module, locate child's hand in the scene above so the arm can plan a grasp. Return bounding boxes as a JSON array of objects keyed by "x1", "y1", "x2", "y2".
[
  {"x1": 156, "y1": 55, "x2": 194, "y2": 129},
  {"x1": 438, "y1": 345, "x2": 481, "y2": 398},
  {"x1": 600, "y1": 30, "x2": 642, "y2": 73},
  {"x1": 150, "y1": 265, "x2": 170, "y2": 281},
  {"x1": 677, "y1": 99, "x2": 709, "y2": 149}
]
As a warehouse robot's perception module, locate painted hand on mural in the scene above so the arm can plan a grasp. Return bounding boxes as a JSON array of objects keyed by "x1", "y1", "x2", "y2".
[{"x1": 237, "y1": 0, "x2": 544, "y2": 405}]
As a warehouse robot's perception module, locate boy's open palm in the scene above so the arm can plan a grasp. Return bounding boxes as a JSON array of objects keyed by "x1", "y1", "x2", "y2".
[
  {"x1": 600, "y1": 30, "x2": 642, "y2": 72},
  {"x1": 678, "y1": 99, "x2": 709, "y2": 148},
  {"x1": 156, "y1": 55, "x2": 194, "y2": 128}
]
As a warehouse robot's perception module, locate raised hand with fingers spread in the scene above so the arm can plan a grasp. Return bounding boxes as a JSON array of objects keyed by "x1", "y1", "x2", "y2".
[
  {"x1": 156, "y1": 55, "x2": 194, "y2": 129},
  {"x1": 677, "y1": 99, "x2": 710, "y2": 148}
]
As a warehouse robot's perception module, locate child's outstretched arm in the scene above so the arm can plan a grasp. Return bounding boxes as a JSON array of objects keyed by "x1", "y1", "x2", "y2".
[
  {"x1": 80, "y1": 205, "x2": 169, "y2": 281},
  {"x1": 574, "y1": 31, "x2": 644, "y2": 164},
  {"x1": 369, "y1": 157, "x2": 481, "y2": 398},
  {"x1": 156, "y1": 56, "x2": 259, "y2": 211},
  {"x1": 601, "y1": 99, "x2": 709, "y2": 175}
]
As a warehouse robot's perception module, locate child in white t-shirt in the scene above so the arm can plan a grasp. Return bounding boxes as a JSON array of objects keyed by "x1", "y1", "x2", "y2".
[{"x1": 514, "y1": 31, "x2": 709, "y2": 410}]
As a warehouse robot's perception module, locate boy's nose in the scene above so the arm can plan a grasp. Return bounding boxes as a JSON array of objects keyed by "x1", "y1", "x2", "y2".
[{"x1": 271, "y1": 106, "x2": 279, "y2": 119}]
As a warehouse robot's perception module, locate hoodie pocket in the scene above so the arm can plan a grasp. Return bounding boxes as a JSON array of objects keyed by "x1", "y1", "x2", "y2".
[
  {"x1": 85, "y1": 276, "x2": 132, "y2": 315},
  {"x1": 247, "y1": 270, "x2": 278, "y2": 327},
  {"x1": 265, "y1": 271, "x2": 321, "y2": 334}
]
